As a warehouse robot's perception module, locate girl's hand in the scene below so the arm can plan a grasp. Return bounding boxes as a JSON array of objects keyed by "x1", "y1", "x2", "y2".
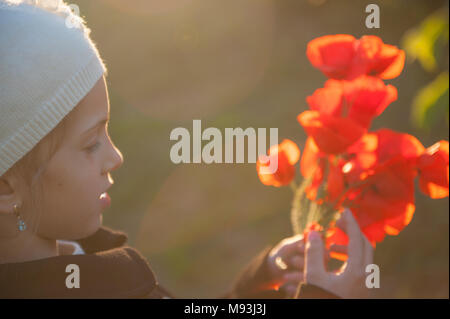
[
  {"x1": 304, "y1": 209, "x2": 374, "y2": 298},
  {"x1": 267, "y1": 234, "x2": 305, "y2": 297}
]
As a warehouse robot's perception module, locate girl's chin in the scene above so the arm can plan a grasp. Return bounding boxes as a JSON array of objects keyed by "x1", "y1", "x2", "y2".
[{"x1": 86, "y1": 216, "x2": 103, "y2": 236}]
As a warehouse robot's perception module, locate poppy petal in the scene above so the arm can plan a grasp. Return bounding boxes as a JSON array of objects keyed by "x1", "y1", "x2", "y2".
[
  {"x1": 418, "y1": 140, "x2": 449, "y2": 199},
  {"x1": 307, "y1": 34, "x2": 357, "y2": 79},
  {"x1": 298, "y1": 110, "x2": 365, "y2": 154}
]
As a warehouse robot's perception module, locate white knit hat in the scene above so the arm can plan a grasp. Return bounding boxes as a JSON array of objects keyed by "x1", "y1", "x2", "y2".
[{"x1": 0, "y1": 0, "x2": 107, "y2": 176}]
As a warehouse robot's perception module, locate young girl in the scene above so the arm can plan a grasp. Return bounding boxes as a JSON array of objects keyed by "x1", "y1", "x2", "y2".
[{"x1": 0, "y1": 0, "x2": 372, "y2": 299}]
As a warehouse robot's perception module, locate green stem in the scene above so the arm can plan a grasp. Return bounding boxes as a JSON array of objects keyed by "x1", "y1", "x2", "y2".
[{"x1": 289, "y1": 181, "x2": 297, "y2": 193}]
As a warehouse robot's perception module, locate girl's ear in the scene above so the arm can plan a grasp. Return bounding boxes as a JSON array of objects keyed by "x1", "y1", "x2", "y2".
[{"x1": 0, "y1": 176, "x2": 21, "y2": 216}]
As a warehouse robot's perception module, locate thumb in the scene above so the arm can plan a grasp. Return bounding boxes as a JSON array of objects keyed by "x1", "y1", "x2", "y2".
[{"x1": 304, "y1": 231, "x2": 327, "y2": 284}]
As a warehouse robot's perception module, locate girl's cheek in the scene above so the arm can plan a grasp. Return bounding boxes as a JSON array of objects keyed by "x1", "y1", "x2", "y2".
[{"x1": 79, "y1": 146, "x2": 102, "y2": 170}]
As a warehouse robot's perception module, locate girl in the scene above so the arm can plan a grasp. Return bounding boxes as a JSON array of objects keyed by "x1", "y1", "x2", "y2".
[{"x1": 0, "y1": 0, "x2": 371, "y2": 298}]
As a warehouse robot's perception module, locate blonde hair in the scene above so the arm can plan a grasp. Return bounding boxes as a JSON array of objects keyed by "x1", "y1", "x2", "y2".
[{"x1": 2, "y1": 116, "x2": 67, "y2": 233}]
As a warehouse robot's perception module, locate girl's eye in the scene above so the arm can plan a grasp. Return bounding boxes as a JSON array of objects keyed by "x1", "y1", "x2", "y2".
[{"x1": 85, "y1": 141, "x2": 101, "y2": 153}]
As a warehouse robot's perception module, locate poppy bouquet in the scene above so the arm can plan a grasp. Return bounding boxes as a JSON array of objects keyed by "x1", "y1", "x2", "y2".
[{"x1": 256, "y1": 34, "x2": 449, "y2": 260}]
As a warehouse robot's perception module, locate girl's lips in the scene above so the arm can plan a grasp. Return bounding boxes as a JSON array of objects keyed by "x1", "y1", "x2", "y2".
[{"x1": 99, "y1": 192, "x2": 111, "y2": 209}]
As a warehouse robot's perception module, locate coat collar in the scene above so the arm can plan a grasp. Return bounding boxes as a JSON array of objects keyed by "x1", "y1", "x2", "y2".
[{"x1": 0, "y1": 227, "x2": 162, "y2": 298}]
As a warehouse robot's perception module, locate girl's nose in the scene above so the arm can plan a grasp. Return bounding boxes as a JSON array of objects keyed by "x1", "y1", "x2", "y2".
[
  {"x1": 109, "y1": 145, "x2": 124, "y2": 172},
  {"x1": 103, "y1": 140, "x2": 124, "y2": 174}
]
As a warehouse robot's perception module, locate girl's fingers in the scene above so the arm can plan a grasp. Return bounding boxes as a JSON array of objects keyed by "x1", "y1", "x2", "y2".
[
  {"x1": 280, "y1": 234, "x2": 305, "y2": 255},
  {"x1": 286, "y1": 255, "x2": 304, "y2": 270},
  {"x1": 363, "y1": 235, "x2": 374, "y2": 266},
  {"x1": 281, "y1": 284, "x2": 300, "y2": 298},
  {"x1": 339, "y1": 209, "x2": 365, "y2": 272},
  {"x1": 282, "y1": 271, "x2": 304, "y2": 284},
  {"x1": 304, "y1": 231, "x2": 327, "y2": 280}
]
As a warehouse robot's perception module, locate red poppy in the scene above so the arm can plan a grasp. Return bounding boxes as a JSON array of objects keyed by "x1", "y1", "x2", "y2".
[
  {"x1": 297, "y1": 110, "x2": 365, "y2": 154},
  {"x1": 320, "y1": 130, "x2": 425, "y2": 245},
  {"x1": 304, "y1": 222, "x2": 348, "y2": 262},
  {"x1": 345, "y1": 158, "x2": 417, "y2": 244},
  {"x1": 300, "y1": 137, "x2": 344, "y2": 205},
  {"x1": 327, "y1": 160, "x2": 345, "y2": 205},
  {"x1": 343, "y1": 129, "x2": 425, "y2": 185},
  {"x1": 307, "y1": 34, "x2": 357, "y2": 79},
  {"x1": 299, "y1": 75, "x2": 397, "y2": 155},
  {"x1": 355, "y1": 35, "x2": 406, "y2": 80},
  {"x1": 417, "y1": 140, "x2": 449, "y2": 199},
  {"x1": 256, "y1": 139, "x2": 300, "y2": 187},
  {"x1": 300, "y1": 138, "x2": 344, "y2": 203},
  {"x1": 307, "y1": 34, "x2": 405, "y2": 80},
  {"x1": 325, "y1": 226, "x2": 349, "y2": 261},
  {"x1": 308, "y1": 76, "x2": 398, "y2": 128},
  {"x1": 303, "y1": 222, "x2": 324, "y2": 242},
  {"x1": 277, "y1": 33, "x2": 444, "y2": 254},
  {"x1": 300, "y1": 137, "x2": 325, "y2": 200},
  {"x1": 301, "y1": 130, "x2": 424, "y2": 247}
]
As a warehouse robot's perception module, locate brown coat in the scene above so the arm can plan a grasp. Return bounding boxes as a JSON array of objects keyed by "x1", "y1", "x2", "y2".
[{"x1": 0, "y1": 226, "x2": 337, "y2": 299}]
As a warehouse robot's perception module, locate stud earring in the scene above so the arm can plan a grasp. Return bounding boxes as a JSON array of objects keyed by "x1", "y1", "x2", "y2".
[{"x1": 13, "y1": 204, "x2": 27, "y2": 232}]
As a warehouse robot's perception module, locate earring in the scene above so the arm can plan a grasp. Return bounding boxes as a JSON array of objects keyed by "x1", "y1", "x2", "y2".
[{"x1": 13, "y1": 204, "x2": 27, "y2": 232}]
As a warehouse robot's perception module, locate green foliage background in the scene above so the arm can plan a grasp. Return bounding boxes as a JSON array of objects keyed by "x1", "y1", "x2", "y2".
[{"x1": 402, "y1": 5, "x2": 449, "y2": 130}]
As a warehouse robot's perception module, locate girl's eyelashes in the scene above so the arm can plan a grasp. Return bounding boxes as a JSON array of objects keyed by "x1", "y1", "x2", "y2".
[
  {"x1": 85, "y1": 140, "x2": 101, "y2": 153},
  {"x1": 83, "y1": 125, "x2": 108, "y2": 153}
]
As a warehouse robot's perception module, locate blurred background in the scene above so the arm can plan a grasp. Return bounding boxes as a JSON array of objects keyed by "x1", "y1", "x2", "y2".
[{"x1": 75, "y1": 0, "x2": 448, "y2": 298}]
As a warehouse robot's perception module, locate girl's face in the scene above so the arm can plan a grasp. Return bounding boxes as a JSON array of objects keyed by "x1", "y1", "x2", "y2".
[{"x1": 34, "y1": 76, "x2": 123, "y2": 240}]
